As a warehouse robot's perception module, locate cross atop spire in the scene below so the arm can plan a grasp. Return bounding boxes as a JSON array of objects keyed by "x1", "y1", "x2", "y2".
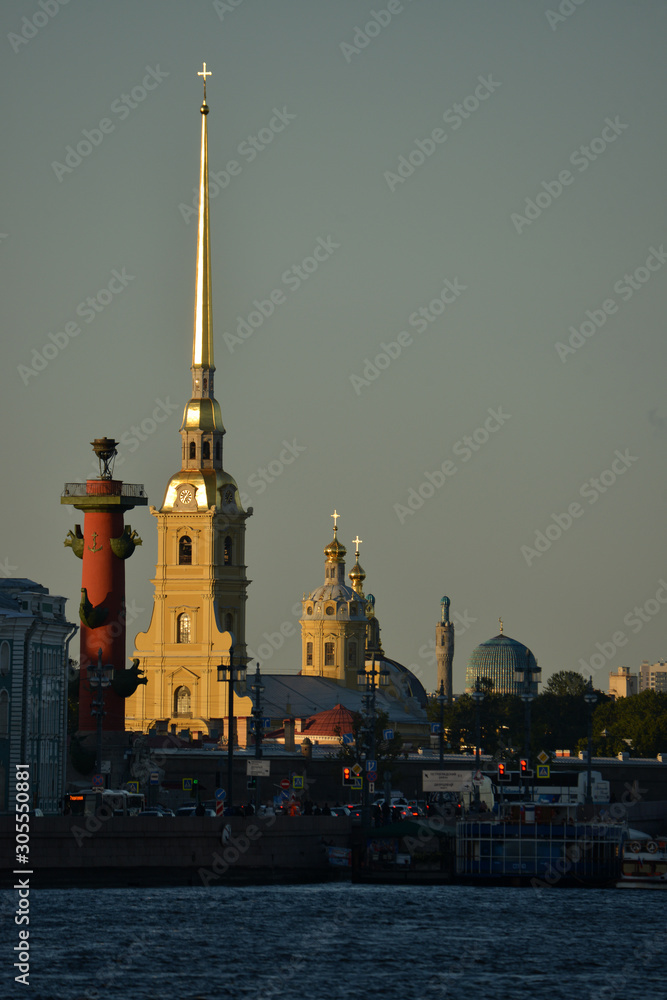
[
  {"x1": 198, "y1": 62, "x2": 212, "y2": 105},
  {"x1": 331, "y1": 510, "x2": 340, "y2": 531},
  {"x1": 353, "y1": 535, "x2": 362, "y2": 557}
]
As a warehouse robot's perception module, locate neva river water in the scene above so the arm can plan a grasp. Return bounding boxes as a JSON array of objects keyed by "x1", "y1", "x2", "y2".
[{"x1": 5, "y1": 883, "x2": 665, "y2": 1000}]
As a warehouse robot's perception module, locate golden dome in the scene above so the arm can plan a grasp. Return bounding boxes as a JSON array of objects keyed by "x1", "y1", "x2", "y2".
[
  {"x1": 324, "y1": 527, "x2": 346, "y2": 562},
  {"x1": 349, "y1": 559, "x2": 366, "y2": 594}
]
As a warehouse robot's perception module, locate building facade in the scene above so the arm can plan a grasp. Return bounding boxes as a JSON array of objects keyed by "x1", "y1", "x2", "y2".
[
  {"x1": 608, "y1": 666, "x2": 638, "y2": 699},
  {"x1": 0, "y1": 580, "x2": 77, "y2": 813},
  {"x1": 639, "y1": 660, "x2": 667, "y2": 693}
]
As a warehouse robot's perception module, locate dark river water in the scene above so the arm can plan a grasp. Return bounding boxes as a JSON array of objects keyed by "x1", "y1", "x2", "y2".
[{"x1": 2, "y1": 883, "x2": 665, "y2": 1000}]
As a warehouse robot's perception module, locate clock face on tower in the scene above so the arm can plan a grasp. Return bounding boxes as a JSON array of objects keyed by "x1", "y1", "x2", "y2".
[{"x1": 177, "y1": 484, "x2": 195, "y2": 507}]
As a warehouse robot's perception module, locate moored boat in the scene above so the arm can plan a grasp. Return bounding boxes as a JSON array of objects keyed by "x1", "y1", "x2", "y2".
[{"x1": 617, "y1": 831, "x2": 667, "y2": 889}]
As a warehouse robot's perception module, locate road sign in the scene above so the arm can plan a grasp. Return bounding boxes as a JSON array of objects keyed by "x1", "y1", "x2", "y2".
[
  {"x1": 383, "y1": 729, "x2": 394, "y2": 741},
  {"x1": 216, "y1": 800, "x2": 225, "y2": 816},
  {"x1": 342, "y1": 732, "x2": 354, "y2": 744},
  {"x1": 366, "y1": 770, "x2": 378, "y2": 783},
  {"x1": 431, "y1": 723, "x2": 442, "y2": 734},
  {"x1": 351, "y1": 763, "x2": 362, "y2": 776},
  {"x1": 126, "y1": 781, "x2": 139, "y2": 793},
  {"x1": 352, "y1": 776, "x2": 362, "y2": 789},
  {"x1": 149, "y1": 771, "x2": 159, "y2": 786},
  {"x1": 215, "y1": 787, "x2": 226, "y2": 801},
  {"x1": 92, "y1": 774, "x2": 103, "y2": 789},
  {"x1": 182, "y1": 778, "x2": 192, "y2": 790},
  {"x1": 292, "y1": 775, "x2": 304, "y2": 789},
  {"x1": 474, "y1": 769, "x2": 484, "y2": 783},
  {"x1": 101, "y1": 760, "x2": 111, "y2": 774},
  {"x1": 537, "y1": 750, "x2": 550, "y2": 764},
  {"x1": 368, "y1": 782, "x2": 375, "y2": 794},
  {"x1": 262, "y1": 717, "x2": 271, "y2": 729},
  {"x1": 246, "y1": 760, "x2": 270, "y2": 776},
  {"x1": 422, "y1": 770, "x2": 473, "y2": 792},
  {"x1": 536, "y1": 764, "x2": 550, "y2": 779},
  {"x1": 366, "y1": 759, "x2": 377, "y2": 771},
  {"x1": 280, "y1": 778, "x2": 290, "y2": 790}
]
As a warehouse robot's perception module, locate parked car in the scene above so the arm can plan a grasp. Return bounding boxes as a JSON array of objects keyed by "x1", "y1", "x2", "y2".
[{"x1": 329, "y1": 806, "x2": 351, "y2": 817}]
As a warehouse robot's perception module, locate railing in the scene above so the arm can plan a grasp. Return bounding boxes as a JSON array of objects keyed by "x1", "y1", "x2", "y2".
[{"x1": 62, "y1": 482, "x2": 147, "y2": 498}]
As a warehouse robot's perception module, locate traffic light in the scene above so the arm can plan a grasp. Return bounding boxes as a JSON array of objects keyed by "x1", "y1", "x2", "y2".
[
  {"x1": 497, "y1": 762, "x2": 510, "y2": 782},
  {"x1": 247, "y1": 776, "x2": 257, "y2": 790},
  {"x1": 342, "y1": 766, "x2": 353, "y2": 785},
  {"x1": 519, "y1": 759, "x2": 533, "y2": 778},
  {"x1": 191, "y1": 777, "x2": 199, "y2": 799}
]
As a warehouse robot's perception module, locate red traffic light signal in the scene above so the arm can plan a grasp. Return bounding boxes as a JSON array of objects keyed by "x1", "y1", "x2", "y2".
[
  {"x1": 520, "y1": 759, "x2": 527, "y2": 773},
  {"x1": 497, "y1": 762, "x2": 510, "y2": 782},
  {"x1": 342, "y1": 767, "x2": 352, "y2": 785}
]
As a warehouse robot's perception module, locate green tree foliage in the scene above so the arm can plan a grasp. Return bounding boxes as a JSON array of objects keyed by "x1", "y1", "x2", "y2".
[
  {"x1": 544, "y1": 670, "x2": 588, "y2": 696},
  {"x1": 333, "y1": 709, "x2": 403, "y2": 774},
  {"x1": 590, "y1": 689, "x2": 667, "y2": 757}
]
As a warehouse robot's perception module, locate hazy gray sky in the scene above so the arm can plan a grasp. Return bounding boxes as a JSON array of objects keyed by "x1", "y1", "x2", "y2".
[{"x1": 2, "y1": 0, "x2": 667, "y2": 694}]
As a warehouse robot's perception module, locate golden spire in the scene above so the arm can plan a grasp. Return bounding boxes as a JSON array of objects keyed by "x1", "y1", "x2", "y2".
[
  {"x1": 498, "y1": 617, "x2": 504, "y2": 635},
  {"x1": 193, "y1": 61, "x2": 213, "y2": 373}
]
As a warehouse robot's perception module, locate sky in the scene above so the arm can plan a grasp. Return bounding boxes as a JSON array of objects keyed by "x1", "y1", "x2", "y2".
[{"x1": 2, "y1": 0, "x2": 667, "y2": 696}]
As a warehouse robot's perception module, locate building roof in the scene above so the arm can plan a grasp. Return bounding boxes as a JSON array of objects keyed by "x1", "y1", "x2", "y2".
[
  {"x1": 466, "y1": 633, "x2": 540, "y2": 694},
  {"x1": 259, "y1": 674, "x2": 427, "y2": 724}
]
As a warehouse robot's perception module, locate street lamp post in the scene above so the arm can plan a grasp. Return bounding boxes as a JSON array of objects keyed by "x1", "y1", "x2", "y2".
[
  {"x1": 357, "y1": 655, "x2": 389, "y2": 831},
  {"x1": 471, "y1": 676, "x2": 485, "y2": 810},
  {"x1": 251, "y1": 664, "x2": 265, "y2": 813},
  {"x1": 584, "y1": 677, "x2": 598, "y2": 807},
  {"x1": 516, "y1": 649, "x2": 536, "y2": 803},
  {"x1": 217, "y1": 638, "x2": 246, "y2": 815},
  {"x1": 87, "y1": 648, "x2": 114, "y2": 787},
  {"x1": 437, "y1": 680, "x2": 447, "y2": 768}
]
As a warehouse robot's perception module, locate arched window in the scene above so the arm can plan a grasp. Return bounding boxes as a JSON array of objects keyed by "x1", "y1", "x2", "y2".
[
  {"x1": 324, "y1": 643, "x2": 335, "y2": 666},
  {"x1": 189, "y1": 441, "x2": 196, "y2": 460},
  {"x1": 0, "y1": 690, "x2": 9, "y2": 738},
  {"x1": 0, "y1": 642, "x2": 9, "y2": 676},
  {"x1": 177, "y1": 613, "x2": 191, "y2": 643},
  {"x1": 225, "y1": 613, "x2": 233, "y2": 632},
  {"x1": 224, "y1": 536, "x2": 232, "y2": 565},
  {"x1": 203, "y1": 441, "x2": 210, "y2": 460},
  {"x1": 179, "y1": 536, "x2": 192, "y2": 565},
  {"x1": 441, "y1": 634, "x2": 445, "y2": 646},
  {"x1": 174, "y1": 686, "x2": 191, "y2": 716},
  {"x1": 215, "y1": 441, "x2": 221, "y2": 461},
  {"x1": 306, "y1": 642, "x2": 313, "y2": 666}
]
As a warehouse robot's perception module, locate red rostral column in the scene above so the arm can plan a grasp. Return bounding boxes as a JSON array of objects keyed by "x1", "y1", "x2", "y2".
[{"x1": 62, "y1": 438, "x2": 147, "y2": 732}]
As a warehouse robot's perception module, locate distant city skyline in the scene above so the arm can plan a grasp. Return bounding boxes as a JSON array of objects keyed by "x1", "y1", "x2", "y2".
[{"x1": 2, "y1": 1, "x2": 667, "y2": 693}]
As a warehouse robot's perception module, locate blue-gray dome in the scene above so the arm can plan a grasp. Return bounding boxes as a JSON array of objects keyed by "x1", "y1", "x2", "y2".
[{"x1": 466, "y1": 634, "x2": 541, "y2": 695}]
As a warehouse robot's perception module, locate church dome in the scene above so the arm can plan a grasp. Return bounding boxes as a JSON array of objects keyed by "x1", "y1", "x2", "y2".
[
  {"x1": 466, "y1": 633, "x2": 541, "y2": 695},
  {"x1": 349, "y1": 559, "x2": 365, "y2": 590},
  {"x1": 324, "y1": 532, "x2": 346, "y2": 562}
]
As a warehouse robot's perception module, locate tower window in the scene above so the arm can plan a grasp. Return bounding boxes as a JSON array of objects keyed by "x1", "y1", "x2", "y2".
[
  {"x1": 441, "y1": 634, "x2": 445, "y2": 646},
  {"x1": 0, "y1": 642, "x2": 9, "y2": 677},
  {"x1": 189, "y1": 441, "x2": 196, "y2": 460},
  {"x1": 306, "y1": 642, "x2": 313, "y2": 666},
  {"x1": 177, "y1": 613, "x2": 191, "y2": 644},
  {"x1": 174, "y1": 686, "x2": 191, "y2": 716},
  {"x1": 225, "y1": 613, "x2": 233, "y2": 632},
  {"x1": 203, "y1": 441, "x2": 210, "y2": 460},
  {"x1": 203, "y1": 378, "x2": 207, "y2": 390},
  {"x1": 215, "y1": 441, "x2": 221, "y2": 461},
  {"x1": 348, "y1": 642, "x2": 357, "y2": 664},
  {"x1": 179, "y1": 536, "x2": 192, "y2": 565},
  {"x1": 324, "y1": 643, "x2": 335, "y2": 666},
  {"x1": 224, "y1": 536, "x2": 232, "y2": 565}
]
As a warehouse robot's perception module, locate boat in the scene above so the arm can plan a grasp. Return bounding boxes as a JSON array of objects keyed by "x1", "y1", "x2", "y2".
[{"x1": 616, "y1": 831, "x2": 667, "y2": 888}]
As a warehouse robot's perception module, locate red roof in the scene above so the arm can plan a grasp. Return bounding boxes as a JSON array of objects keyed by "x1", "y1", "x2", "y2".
[{"x1": 302, "y1": 703, "x2": 356, "y2": 737}]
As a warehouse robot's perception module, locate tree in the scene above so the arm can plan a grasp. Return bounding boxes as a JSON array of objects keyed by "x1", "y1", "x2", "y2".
[
  {"x1": 333, "y1": 709, "x2": 403, "y2": 777},
  {"x1": 544, "y1": 671, "x2": 588, "y2": 697}
]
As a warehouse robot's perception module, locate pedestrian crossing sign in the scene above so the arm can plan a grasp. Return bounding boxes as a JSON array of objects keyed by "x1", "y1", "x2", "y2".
[{"x1": 536, "y1": 764, "x2": 550, "y2": 778}]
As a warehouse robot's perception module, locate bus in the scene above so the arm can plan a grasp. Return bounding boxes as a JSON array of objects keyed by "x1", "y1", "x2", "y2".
[{"x1": 65, "y1": 789, "x2": 146, "y2": 817}]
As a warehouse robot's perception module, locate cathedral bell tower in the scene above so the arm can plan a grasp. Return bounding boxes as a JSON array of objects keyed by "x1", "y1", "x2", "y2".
[{"x1": 126, "y1": 65, "x2": 252, "y2": 736}]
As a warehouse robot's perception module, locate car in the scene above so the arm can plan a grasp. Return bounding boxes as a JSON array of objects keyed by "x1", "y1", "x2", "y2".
[
  {"x1": 329, "y1": 806, "x2": 351, "y2": 817},
  {"x1": 174, "y1": 804, "x2": 215, "y2": 817},
  {"x1": 141, "y1": 809, "x2": 164, "y2": 817}
]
